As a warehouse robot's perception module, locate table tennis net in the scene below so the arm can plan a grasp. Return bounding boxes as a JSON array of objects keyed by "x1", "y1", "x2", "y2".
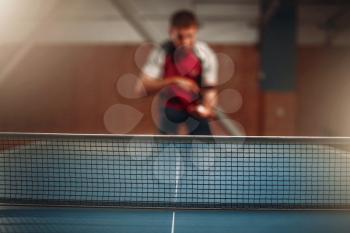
[{"x1": 1, "y1": 133, "x2": 350, "y2": 209}]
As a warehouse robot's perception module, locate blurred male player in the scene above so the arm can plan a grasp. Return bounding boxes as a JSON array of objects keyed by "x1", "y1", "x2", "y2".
[{"x1": 136, "y1": 10, "x2": 218, "y2": 135}]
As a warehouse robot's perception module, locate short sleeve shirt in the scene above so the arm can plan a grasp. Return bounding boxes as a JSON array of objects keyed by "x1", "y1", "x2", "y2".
[{"x1": 142, "y1": 41, "x2": 218, "y2": 87}]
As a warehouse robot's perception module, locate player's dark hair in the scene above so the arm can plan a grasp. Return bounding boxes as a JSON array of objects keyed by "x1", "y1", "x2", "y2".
[{"x1": 170, "y1": 10, "x2": 199, "y2": 28}]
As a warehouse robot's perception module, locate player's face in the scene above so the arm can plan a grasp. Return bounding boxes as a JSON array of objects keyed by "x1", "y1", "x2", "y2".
[{"x1": 170, "y1": 26, "x2": 198, "y2": 50}]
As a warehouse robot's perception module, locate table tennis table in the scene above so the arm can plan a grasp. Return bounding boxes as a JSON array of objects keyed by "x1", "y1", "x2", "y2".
[
  {"x1": 1, "y1": 133, "x2": 350, "y2": 233},
  {"x1": 1, "y1": 207, "x2": 350, "y2": 233}
]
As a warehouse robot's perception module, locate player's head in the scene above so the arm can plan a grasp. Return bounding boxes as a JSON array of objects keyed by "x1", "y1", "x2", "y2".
[{"x1": 169, "y1": 10, "x2": 199, "y2": 49}]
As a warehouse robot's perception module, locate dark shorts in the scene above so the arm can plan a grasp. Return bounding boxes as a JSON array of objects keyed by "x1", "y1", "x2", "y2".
[{"x1": 158, "y1": 107, "x2": 212, "y2": 135}]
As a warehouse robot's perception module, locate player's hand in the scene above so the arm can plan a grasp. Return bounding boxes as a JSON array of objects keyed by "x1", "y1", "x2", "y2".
[
  {"x1": 187, "y1": 104, "x2": 216, "y2": 119},
  {"x1": 171, "y1": 77, "x2": 200, "y2": 94}
]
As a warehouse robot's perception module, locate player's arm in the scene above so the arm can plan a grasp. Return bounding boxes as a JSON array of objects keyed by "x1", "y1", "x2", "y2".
[
  {"x1": 135, "y1": 73, "x2": 171, "y2": 94},
  {"x1": 190, "y1": 42, "x2": 219, "y2": 119},
  {"x1": 201, "y1": 87, "x2": 218, "y2": 118},
  {"x1": 136, "y1": 73, "x2": 200, "y2": 95}
]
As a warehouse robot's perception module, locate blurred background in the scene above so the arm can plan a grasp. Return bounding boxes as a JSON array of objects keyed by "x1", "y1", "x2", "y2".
[{"x1": 0, "y1": 0, "x2": 350, "y2": 136}]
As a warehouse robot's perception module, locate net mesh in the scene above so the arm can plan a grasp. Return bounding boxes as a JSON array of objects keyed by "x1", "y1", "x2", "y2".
[{"x1": 0, "y1": 134, "x2": 350, "y2": 209}]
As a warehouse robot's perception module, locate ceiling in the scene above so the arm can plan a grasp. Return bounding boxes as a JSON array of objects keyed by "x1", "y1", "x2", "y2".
[{"x1": 0, "y1": 0, "x2": 349, "y2": 45}]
